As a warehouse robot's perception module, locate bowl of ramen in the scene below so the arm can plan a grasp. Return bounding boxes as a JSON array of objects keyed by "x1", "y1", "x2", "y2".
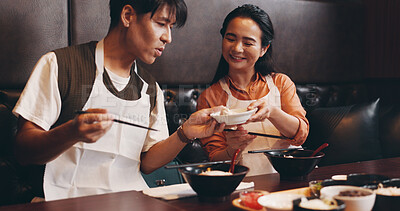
[
  {"x1": 178, "y1": 163, "x2": 249, "y2": 201},
  {"x1": 263, "y1": 149, "x2": 325, "y2": 180},
  {"x1": 320, "y1": 185, "x2": 375, "y2": 211},
  {"x1": 293, "y1": 197, "x2": 346, "y2": 211},
  {"x1": 210, "y1": 107, "x2": 257, "y2": 125},
  {"x1": 373, "y1": 178, "x2": 400, "y2": 211}
]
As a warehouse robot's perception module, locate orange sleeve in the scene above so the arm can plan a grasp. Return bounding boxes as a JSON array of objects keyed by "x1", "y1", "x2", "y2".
[{"x1": 274, "y1": 73, "x2": 309, "y2": 145}]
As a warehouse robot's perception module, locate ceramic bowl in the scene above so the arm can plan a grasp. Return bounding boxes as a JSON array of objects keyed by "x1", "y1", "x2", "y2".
[
  {"x1": 293, "y1": 197, "x2": 346, "y2": 211},
  {"x1": 263, "y1": 149, "x2": 325, "y2": 180},
  {"x1": 373, "y1": 178, "x2": 400, "y2": 211},
  {"x1": 210, "y1": 108, "x2": 257, "y2": 125},
  {"x1": 178, "y1": 163, "x2": 249, "y2": 201},
  {"x1": 320, "y1": 185, "x2": 376, "y2": 211},
  {"x1": 257, "y1": 193, "x2": 303, "y2": 211}
]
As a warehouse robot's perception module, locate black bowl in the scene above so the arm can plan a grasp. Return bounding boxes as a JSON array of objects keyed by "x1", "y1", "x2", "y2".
[
  {"x1": 347, "y1": 173, "x2": 391, "y2": 188},
  {"x1": 320, "y1": 179, "x2": 349, "y2": 187},
  {"x1": 373, "y1": 178, "x2": 400, "y2": 211},
  {"x1": 178, "y1": 163, "x2": 249, "y2": 201},
  {"x1": 293, "y1": 197, "x2": 346, "y2": 211},
  {"x1": 264, "y1": 149, "x2": 325, "y2": 180},
  {"x1": 320, "y1": 174, "x2": 391, "y2": 189}
]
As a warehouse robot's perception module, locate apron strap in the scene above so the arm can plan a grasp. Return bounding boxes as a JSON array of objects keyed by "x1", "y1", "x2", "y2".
[
  {"x1": 219, "y1": 78, "x2": 232, "y2": 95},
  {"x1": 219, "y1": 78, "x2": 233, "y2": 108},
  {"x1": 95, "y1": 39, "x2": 105, "y2": 75}
]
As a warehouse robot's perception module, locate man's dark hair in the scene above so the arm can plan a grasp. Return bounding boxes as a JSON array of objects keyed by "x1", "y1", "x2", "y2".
[{"x1": 109, "y1": 0, "x2": 187, "y2": 30}]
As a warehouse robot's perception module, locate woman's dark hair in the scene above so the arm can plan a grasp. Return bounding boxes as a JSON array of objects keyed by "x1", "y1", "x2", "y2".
[
  {"x1": 109, "y1": 0, "x2": 187, "y2": 30},
  {"x1": 211, "y1": 4, "x2": 275, "y2": 84}
]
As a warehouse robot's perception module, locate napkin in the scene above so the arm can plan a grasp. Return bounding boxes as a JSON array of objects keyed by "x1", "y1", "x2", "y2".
[{"x1": 142, "y1": 182, "x2": 254, "y2": 200}]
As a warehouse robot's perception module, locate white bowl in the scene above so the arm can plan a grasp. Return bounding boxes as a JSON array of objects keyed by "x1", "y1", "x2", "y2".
[
  {"x1": 257, "y1": 193, "x2": 303, "y2": 211},
  {"x1": 320, "y1": 185, "x2": 376, "y2": 211},
  {"x1": 210, "y1": 108, "x2": 257, "y2": 125}
]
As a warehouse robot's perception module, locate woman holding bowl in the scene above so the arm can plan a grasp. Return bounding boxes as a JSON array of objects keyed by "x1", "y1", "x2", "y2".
[{"x1": 197, "y1": 4, "x2": 309, "y2": 176}]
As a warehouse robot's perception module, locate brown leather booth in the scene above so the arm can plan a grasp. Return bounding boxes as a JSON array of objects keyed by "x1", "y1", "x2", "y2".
[{"x1": 1, "y1": 0, "x2": 399, "y2": 206}]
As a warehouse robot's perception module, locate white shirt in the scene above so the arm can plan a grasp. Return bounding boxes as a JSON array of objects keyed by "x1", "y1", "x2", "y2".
[{"x1": 13, "y1": 52, "x2": 169, "y2": 152}]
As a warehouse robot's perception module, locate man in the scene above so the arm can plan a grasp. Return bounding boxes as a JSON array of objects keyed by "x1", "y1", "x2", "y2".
[{"x1": 13, "y1": 0, "x2": 225, "y2": 201}]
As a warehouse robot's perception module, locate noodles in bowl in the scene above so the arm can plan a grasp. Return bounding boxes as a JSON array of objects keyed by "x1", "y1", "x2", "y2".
[{"x1": 178, "y1": 163, "x2": 249, "y2": 201}]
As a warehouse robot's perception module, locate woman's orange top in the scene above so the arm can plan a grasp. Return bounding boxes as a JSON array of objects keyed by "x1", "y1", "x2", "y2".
[{"x1": 197, "y1": 72, "x2": 309, "y2": 160}]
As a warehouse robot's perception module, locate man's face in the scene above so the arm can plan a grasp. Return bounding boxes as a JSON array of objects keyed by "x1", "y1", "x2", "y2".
[{"x1": 125, "y1": 5, "x2": 176, "y2": 64}]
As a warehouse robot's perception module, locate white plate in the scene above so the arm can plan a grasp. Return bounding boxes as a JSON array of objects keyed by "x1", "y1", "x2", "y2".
[
  {"x1": 257, "y1": 193, "x2": 303, "y2": 211},
  {"x1": 210, "y1": 108, "x2": 257, "y2": 125}
]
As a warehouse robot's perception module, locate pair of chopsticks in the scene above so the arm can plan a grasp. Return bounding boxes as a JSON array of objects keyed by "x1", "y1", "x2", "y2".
[
  {"x1": 247, "y1": 148, "x2": 303, "y2": 154},
  {"x1": 224, "y1": 128, "x2": 290, "y2": 139},
  {"x1": 75, "y1": 110, "x2": 158, "y2": 131},
  {"x1": 164, "y1": 160, "x2": 232, "y2": 169}
]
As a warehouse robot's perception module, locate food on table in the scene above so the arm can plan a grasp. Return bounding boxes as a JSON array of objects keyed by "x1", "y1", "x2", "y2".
[
  {"x1": 375, "y1": 183, "x2": 400, "y2": 196},
  {"x1": 239, "y1": 191, "x2": 264, "y2": 210},
  {"x1": 309, "y1": 180, "x2": 324, "y2": 197},
  {"x1": 299, "y1": 197, "x2": 339, "y2": 210},
  {"x1": 220, "y1": 106, "x2": 236, "y2": 115},
  {"x1": 258, "y1": 193, "x2": 303, "y2": 210},
  {"x1": 199, "y1": 168, "x2": 233, "y2": 176},
  {"x1": 338, "y1": 190, "x2": 371, "y2": 197}
]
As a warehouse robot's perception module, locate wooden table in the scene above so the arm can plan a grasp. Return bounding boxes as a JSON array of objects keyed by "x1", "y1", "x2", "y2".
[{"x1": 1, "y1": 157, "x2": 399, "y2": 211}]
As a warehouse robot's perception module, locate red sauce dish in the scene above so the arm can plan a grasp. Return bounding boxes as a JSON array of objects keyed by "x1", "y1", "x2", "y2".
[{"x1": 239, "y1": 190, "x2": 265, "y2": 210}]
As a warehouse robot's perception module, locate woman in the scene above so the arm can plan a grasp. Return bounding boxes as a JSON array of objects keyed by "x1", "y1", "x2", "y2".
[{"x1": 197, "y1": 4, "x2": 309, "y2": 176}]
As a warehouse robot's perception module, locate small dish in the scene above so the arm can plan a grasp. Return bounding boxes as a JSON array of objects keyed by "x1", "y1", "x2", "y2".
[
  {"x1": 257, "y1": 193, "x2": 303, "y2": 211},
  {"x1": 309, "y1": 180, "x2": 324, "y2": 197},
  {"x1": 293, "y1": 197, "x2": 346, "y2": 211},
  {"x1": 232, "y1": 190, "x2": 269, "y2": 211},
  {"x1": 320, "y1": 185, "x2": 375, "y2": 211},
  {"x1": 210, "y1": 108, "x2": 257, "y2": 125}
]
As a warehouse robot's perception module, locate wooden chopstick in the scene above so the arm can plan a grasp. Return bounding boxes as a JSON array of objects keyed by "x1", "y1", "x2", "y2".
[
  {"x1": 224, "y1": 129, "x2": 290, "y2": 139},
  {"x1": 75, "y1": 110, "x2": 159, "y2": 131}
]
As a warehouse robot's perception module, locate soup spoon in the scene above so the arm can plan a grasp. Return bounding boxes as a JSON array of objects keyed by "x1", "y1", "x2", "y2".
[
  {"x1": 310, "y1": 143, "x2": 329, "y2": 157},
  {"x1": 229, "y1": 149, "x2": 241, "y2": 173}
]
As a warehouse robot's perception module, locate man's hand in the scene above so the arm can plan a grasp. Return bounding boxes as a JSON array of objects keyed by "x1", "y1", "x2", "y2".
[
  {"x1": 73, "y1": 108, "x2": 114, "y2": 143},
  {"x1": 182, "y1": 106, "x2": 226, "y2": 139}
]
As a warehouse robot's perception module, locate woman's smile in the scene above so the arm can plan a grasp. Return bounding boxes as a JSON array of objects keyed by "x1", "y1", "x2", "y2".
[{"x1": 230, "y1": 54, "x2": 246, "y2": 62}]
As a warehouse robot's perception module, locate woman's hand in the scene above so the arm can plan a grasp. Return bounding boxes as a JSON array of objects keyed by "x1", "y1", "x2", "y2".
[
  {"x1": 182, "y1": 106, "x2": 226, "y2": 139},
  {"x1": 247, "y1": 99, "x2": 277, "y2": 122},
  {"x1": 224, "y1": 126, "x2": 257, "y2": 151},
  {"x1": 73, "y1": 108, "x2": 114, "y2": 143}
]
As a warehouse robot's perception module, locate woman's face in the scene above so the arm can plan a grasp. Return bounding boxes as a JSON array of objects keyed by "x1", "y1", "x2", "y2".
[{"x1": 222, "y1": 17, "x2": 268, "y2": 74}]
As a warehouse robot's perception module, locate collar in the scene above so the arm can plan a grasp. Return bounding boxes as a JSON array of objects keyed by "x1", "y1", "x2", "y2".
[{"x1": 224, "y1": 72, "x2": 267, "y2": 92}]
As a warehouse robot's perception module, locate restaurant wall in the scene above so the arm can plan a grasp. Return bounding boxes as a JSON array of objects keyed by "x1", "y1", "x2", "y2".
[
  {"x1": 0, "y1": 0, "x2": 68, "y2": 89},
  {"x1": 364, "y1": 0, "x2": 400, "y2": 79},
  {"x1": 1, "y1": 0, "x2": 396, "y2": 90},
  {"x1": 142, "y1": 0, "x2": 366, "y2": 84}
]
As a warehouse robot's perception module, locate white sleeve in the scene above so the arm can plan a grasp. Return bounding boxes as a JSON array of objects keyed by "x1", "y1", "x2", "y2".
[
  {"x1": 12, "y1": 52, "x2": 62, "y2": 131},
  {"x1": 141, "y1": 83, "x2": 169, "y2": 152}
]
